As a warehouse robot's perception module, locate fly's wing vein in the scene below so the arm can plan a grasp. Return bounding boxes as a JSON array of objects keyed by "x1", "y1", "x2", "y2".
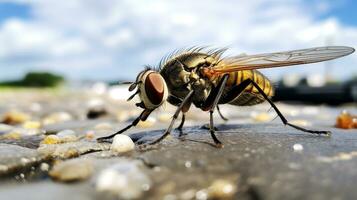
[{"x1": 214, "y1": 46, "x2": 355, "y2": 72}]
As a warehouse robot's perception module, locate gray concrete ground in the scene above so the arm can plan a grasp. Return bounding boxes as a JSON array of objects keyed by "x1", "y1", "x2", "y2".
[{"x1": 0, "y1": 89, "x2": 356, "y2": 200}]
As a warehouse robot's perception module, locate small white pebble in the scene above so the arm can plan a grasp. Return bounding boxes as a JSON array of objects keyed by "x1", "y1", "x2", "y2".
[
  {"x1": 20, "y1": 158, "x2": 30, "y2": 165},
  {"x1": 40, "y1": 163, "x2": 50, "y2": 171},
  {"x1": 0, "y1": 165, "x2": 9, "y2": 172},
  {"x1": 184, "y1": 161, "x2": 192, "y2": 168},
  {"x1": 111, "y1": 134, "x2": 135, "y2": 153},
  {"x1": 142, "y1": 183, "x2": 151, "y2": 191},
  {"x1": 293, "y1": 143, "x2": 304, "y2": 152},
  {"x1": 338, "y1": 153, "x2": 352, "y2": 160},
  {"x1": 208, "y1": 179, "x2": 237, "y2": 199},
  {"x1": 196, "y1": 189, "x2": 209, "y2": 200},
  {"x1": 57, "y1": 129, "x2": 76, "y2": 137}
]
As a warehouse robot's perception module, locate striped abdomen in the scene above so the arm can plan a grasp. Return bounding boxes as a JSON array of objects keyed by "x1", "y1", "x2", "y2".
[{"x1": 221, "y1": 70, "x2": 274, "y2": 106}]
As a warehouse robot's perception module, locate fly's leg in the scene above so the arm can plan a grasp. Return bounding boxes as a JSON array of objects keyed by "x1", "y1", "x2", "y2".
[
  {"x1": 199, "y1": 106, "x2": 228, "y2": 131},
  {"x1": 217, "y1": 105, "x2": 228, "y2": 121},
  {"x1": 168, "y1": 95, "x2": 188, "y2": 136},
  {"x1": 201, "y1": 74, "x2": 230, "y2": 148},
  {"x1": 177, "y1": 114, "x2": 186, "y2": 138},
  {"x1": 241, "y1": 79, "x2": 331, "y2": 135},
  {"x1": 97, "y1": 109, "x2": 152, "y2": 143},
  {"x1": 200, "y1": 78, "x2": 254, "y2": 132},
  {"x1": 148, "y1": 90, "x2": 194, "y2": 145}
]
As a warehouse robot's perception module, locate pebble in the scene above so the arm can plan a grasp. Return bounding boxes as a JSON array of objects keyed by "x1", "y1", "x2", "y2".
[
  {"x1": 1, "y1": 131, "x2": 21, "y2": 139},
  {"x1": 158, "y1": 113, "x2": 172, "y2": 123},
  {"x1": 42, "y1": 112, "x2": 73, "y2": 125},
  {"x1": 87, "y1": 108, "x2": 107, "y2": 119},
  {"x1": 116, "y1": 111, "x2": 129, "y2": 122},
  {"x1": 85, "y1": 130, "x2": 95, "y2": 140},
  {"x1": 111, "y1": 134, "x2": 135, "y2": 153},
  {"x1": 180, "y1": 189, "x2": 196, "y2": 200},
  {"x1": 289, "y1": 119, "x2": 311, "y2": 127},
  {"x1": 57, "y1": 129, "x2": 78, "y2": 143},
  {"x1": 49, "y1": 159, "x2": 94, "y2": 182},
  {"x1": 41, "y1": 130, "x2": 78, "y2": 144},
  {"x1": 196, "y1": 189, "x2": 209, "y2": 200},
  {"x1": 293, "y1": 143, "x2": 304, "y2": 152},
  {"x1": 0, "y1": 123, "x2": 14, "y2": 132},
  {"x1": 1, "y1": 111, "x2": 31, "y2": 125},
  {"x1": 137, "y1": 117, "x2": 156, "y2": 128},
  {"x1": 87, "y1": 98, "x2": 105, "y2": 108},
  {"x1": 0, "y1": 127, "x2": 40, "y2": 139},
  {"x1": 29, "y1": 103, "x2": 42, "y2": 112},
  {"x1": 41, "y1": 135, "x2": 61, "y2": 144},
  {"x1": 335, "y1": 110, "x2": 357, "y2": 129},
  {"x1": 94, "y1": 123, "x2": 113, "y2": 130},
  {"x1": 40, "y1": 163, "x2": 50, "y2": 171},
  {"x1": 208, "y1": 179, "x2": 237, "y2": 199},
  {"x1": 96, "y1": 161, "x2": 151, "y2": 199},
  {"x1": 252, "y1": 112, "x2": 273, "y2": 122},
  {"x1": 0, "y1": 165, "x2": 9, "y2": 172},
  {"x1": 22, "y1": 121, "x2": 42, "y2": 129},
  {"x1": 184, "y1": 161, "x2": 192, "y2": 168},
  {"x1": 57, "y1": 129, "x2": 76, "y2": 137}
]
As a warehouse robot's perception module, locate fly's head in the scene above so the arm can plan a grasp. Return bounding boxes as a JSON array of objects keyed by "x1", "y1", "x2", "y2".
[{"x1": 127, "y1": 69, "x2": 168, "y2": 110}]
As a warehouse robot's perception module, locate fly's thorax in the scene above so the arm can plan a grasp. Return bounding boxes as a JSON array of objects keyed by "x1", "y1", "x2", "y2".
[
  {"x1": 137, "y1": 70, "x2": 168, "y2": 110},
  {"x1": 160, "y1": 52, "x2": 218, "y2": 87},
  {"x1": 159, "y1": 52, "x2": 221, "y2": 105},
  {"x1": 177, "y1": 52, "x2": 217, "y2": 70}
]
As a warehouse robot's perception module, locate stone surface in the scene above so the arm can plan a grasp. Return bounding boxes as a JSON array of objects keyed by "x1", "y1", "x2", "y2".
[
  {"x1": 0, "y1": 90, "x2": 356, "y2": 200},
  {"x1": 49, "y1": 158, "x2": 94, "y2": 182},
  {"x1": 95, "y1": 160, "x2": 151, "y2": 199},
  {"x1": 0, "y1": 143, "x2": 45, "y2": 176},
  {"x1": 37, "y1": 141, "x2": 111, "y2": 159}
]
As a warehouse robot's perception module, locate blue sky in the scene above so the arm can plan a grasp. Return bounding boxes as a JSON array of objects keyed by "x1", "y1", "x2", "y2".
[
  {"x1": 0, "y1": 0, "x2": 356, "y2": 82},
  {"x1": 315, "y1": 0, "x2": 357, "y2": 26},
  {"x1": 0, "y1": 3, "x2": 30, "y2": 23}
]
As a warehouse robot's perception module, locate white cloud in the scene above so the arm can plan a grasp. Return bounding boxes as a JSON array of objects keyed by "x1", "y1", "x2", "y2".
[{"x1": 0, "y1": 0, "x2": 356, "y2": 81}]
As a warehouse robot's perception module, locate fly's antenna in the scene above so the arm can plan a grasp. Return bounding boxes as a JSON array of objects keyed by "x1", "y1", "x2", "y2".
[
  {"x1": 127, "y1": 90, "x2": 140, "y2": 101},
  {"x1": 120, "y1": 81, "x2": 133, "y2": 84}
]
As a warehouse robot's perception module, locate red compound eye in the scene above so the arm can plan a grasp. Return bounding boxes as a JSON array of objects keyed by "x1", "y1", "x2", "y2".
[{"x1": 145, "y1": 72, "x2": 165, "y2": 105}]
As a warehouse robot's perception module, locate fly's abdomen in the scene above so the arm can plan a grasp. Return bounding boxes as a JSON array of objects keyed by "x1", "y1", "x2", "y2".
[{"x1": 224, "y1": 70, "x2": 274, "y2": 106}]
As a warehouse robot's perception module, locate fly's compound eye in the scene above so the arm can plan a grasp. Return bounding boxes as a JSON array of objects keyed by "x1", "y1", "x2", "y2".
[{"x1": 139, "y1": 71, "x2": 168, "y2": 110}]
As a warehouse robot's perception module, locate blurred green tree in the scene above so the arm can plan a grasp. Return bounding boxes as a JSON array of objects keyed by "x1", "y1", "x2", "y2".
[{"x1": 0, "y1": 72, "x2": 65, "y2": 88}]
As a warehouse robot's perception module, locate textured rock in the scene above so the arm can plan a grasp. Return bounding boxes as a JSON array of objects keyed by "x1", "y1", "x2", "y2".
[
  {"x1": 0, "y1": 144, "x2": 45, "y2": 176},
  {"x1": 37, "y1": 141, "x2": 111, "y2": 159},
  {"x1": 1, "y1": 111, "x2": 31, "y2": 125},
  {"x1": 95, "y1": 161, "x2": 151, "y2": 200},
  {"x1": 49, "y1": 158, "x2": 94, "y2": 182}
]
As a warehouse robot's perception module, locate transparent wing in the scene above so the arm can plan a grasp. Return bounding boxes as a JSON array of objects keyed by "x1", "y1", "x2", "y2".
[{"x1": 214, "y1": 46, "x2": 355, "y2": 73}]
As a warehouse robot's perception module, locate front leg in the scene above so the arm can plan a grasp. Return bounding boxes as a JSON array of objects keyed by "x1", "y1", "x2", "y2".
[
  {"x1": 201, "y1": 74, "x2": 230, "y2": 148},
  {"x1": 97, "y1": 109, "x2": 152, "y2": 142},
  {"x1": 148, "y1": 90, "x2": 195, "y2": 145}
]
